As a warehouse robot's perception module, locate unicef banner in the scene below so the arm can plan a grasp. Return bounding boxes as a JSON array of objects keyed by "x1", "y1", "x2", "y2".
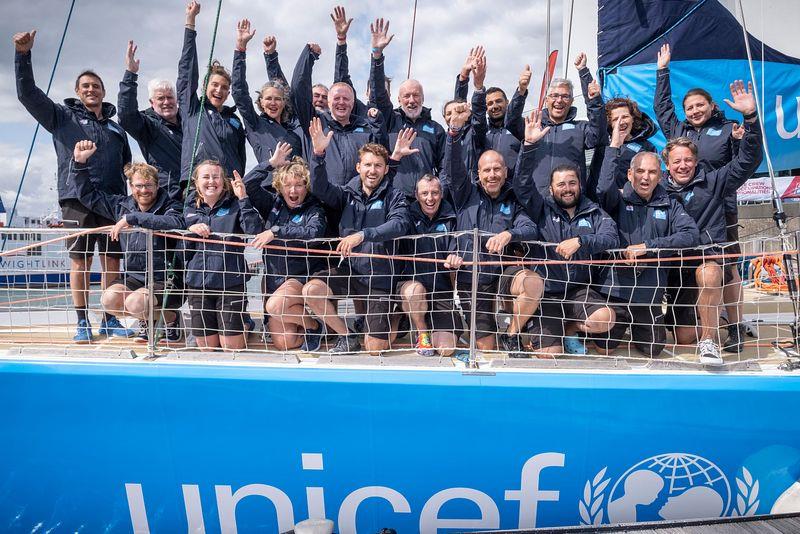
[{"x1": 1, "y1": 360, "x2": 800, "y2": 533}]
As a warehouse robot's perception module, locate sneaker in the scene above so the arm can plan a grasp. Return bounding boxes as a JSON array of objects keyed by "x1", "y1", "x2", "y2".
[
  {"x1": 563, "y1": 335, "x2": 588, "y2": 355},
  {"x1": 330, "y1": 333, "x2": 361, "y2": 354},
  {"x1": 135, "y1": 320, "x2": 148, "y2": 344},
  {"x1": 243, "y1": 314, "x2": 256, "y2": 334},
  {"x1": 698, "y1": 338, "x2": 724, "y2": 366},
  {"x1": 415, "y1": 332, "x2": 435, "y2": 356},
  {"x1": 162, "y1": 316, "x2": 182, "y2": 344},
  {"x1": 500, "y1": 332, "x2": 528, "y2": 358},
  {"x1": 73, "y1": 319, "x2": 93, "y2": 344},
  {"x1": 301, "y1": 321, "x2": 325, "y2": 352},
  {"x1": 98, "y1": 316, "x2": 136, "y2": 338},
  {"x1": 723, "y1": 324, "x2": 746, "y2": 353}
]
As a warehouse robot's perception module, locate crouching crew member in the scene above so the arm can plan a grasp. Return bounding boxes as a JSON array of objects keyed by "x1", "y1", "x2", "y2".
[{"x1": 514, "y1": 110, "x2": 619, "y2": 356}]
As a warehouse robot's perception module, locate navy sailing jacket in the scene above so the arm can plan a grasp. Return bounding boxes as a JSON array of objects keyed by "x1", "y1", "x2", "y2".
[
  {"x1": 595, "y1": 146, "x2": 699, "y2": 304},
  {"x1": 662, "y1": 119, "x2": 763, "y2": 246},
  {"x1": 242, "y1": 162, "x2": 327, "y2": 289},
  {"x1": 310, "y1": 156, "x2": 411, "y2": 291},
  {"x1": 445, "y1": 135, "x2": 538, "y2": 287},
  {"x1": 177, "y1": 29, "x2": 246, "y2": 192},
  {"x1": 130, "y1": 191, "x2": 262, "y2": 290},
  {"x1": 398, "y1": 200, "x2": 458, "y2": 293},
  {"x1": 514, "y1": 144, "x2": 619, "y2": 298},
  {"x1": 16, "y1": 51, "x2": 131, "y2": 201},
  {"x1": 368, "y1": 55, "x2": 447, "y2": 197},
  {"x1": 231, "y1": 50, "x2": 304, "y2": 165},
  {"x1": 71, "y1": 160, "x2": 182, "y2": 284},
  {"x1": 117, "y1": 69, "x2": 183, "y2": 201}
]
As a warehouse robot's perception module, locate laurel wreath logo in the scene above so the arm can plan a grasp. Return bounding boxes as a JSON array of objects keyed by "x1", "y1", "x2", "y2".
[
  {"x1": 730, "y1": 466, "x2": 760, "y2": 517},
  {"x1": 579, "y1": 466, "x2": 610, "y2": 526}
]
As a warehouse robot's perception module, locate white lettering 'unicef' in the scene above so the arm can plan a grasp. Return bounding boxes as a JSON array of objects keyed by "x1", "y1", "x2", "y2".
[
  {"x1": 125, "y1": 452, "x2": 565, "y2": 533},
  {"x1": 776, "y1": 95, "x2": 800, "y2": 139}
]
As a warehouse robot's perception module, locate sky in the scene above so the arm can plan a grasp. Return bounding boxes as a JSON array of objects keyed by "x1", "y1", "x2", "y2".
[{"x1": 0, "y1": 0, "x2": 563, "y2": 221}]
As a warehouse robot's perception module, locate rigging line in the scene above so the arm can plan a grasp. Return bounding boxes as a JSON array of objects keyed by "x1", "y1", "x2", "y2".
[
  {"x1": 4, "y1": 0, "x2": 76, "y2": 245},
  {"x1": 406, "y1": 0, "x2": 418, "y2": 79},
  {"x1": 183, "y1": 0, "x2": 225, "y2": 200},
  {"x1": 562, "y1": 0, "x2": 575, "y2": 78}
]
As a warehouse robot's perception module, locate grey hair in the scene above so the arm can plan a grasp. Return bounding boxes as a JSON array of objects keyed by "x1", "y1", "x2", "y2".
[
  {"x1": 147, "y1": 79, "x2": 176, "y2": 100},
  {"x1": 548, "y1": 77, "x2": 574, "y2": 97},
  {"x1": 256, "y1": 80, "x2": 292, "y2": 123},
  {"x1": 630, "y1": 150, "x2": 660, "y2": 170},
  {"x1": 416, "y1": 173, "x2": 442, "y2": 191},
  {"x1": 312, "y1": 83, "x2": 329, "y2": 93}
]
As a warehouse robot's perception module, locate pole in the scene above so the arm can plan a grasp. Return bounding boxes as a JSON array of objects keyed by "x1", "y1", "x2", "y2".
[
  {"x1": 469, "y1": 228, "x2": 479, "y2": 367},
  {"x1": 406, "y1": 0, "x2": 419, "y2": 79},
  {"x1": 562, "y1": 0, "x2": 575, "y2": 77},
  {"x1": 146, "y1": 229, "x2": 155, "y2": 357},
  {"x1": 545, "y1": 0, "x2": 551, "y2": 72}
]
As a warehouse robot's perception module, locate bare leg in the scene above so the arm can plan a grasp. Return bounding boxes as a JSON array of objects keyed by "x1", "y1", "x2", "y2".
[
  {"x1": 100, "y1": 283, "x2": 128, "y2": 317},
  {"x1": 507, "y1": 270, "x2": 543, "y2": 335},
  {"x1": 399, "y1": 281, "x2": 429, "y2": 333},
  {"x1": 723, "y1": 267, "x2": 742, "y2": 324},
  {"x1": 302, "y1": 279, "x2": 348, "y2": 335},
  {"x1": 99, "y1": 254, "x2": 121, "y2": 290},
  {"x1": 432, "y1": 331, "x2": 458, "y2": 356},
  {"x1": 696, "y1": 262, "x2": 723, "y2": 342},
  {"x1": 219, "y1": 333, "x2": 246, "y2": 351},
  {"x1": 70, "y1": 256, "x2": 91, "y2": 309},
  {"x1": 576, "y1": 307, "x2": 616, "y2": 335},
  {"x1": 196, "y1": 333, "x2": 220, "y2": 348}
]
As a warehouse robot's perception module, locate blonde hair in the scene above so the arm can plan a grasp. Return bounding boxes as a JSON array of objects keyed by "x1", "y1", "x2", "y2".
[
  {"x1": 272, "y1": 157, "x2": 310, "y2": 191},
  {"x1": 191, "y1": 160, "x2": 231, "y2": 207},
  {"x1": 123, "y1": 162, "x2": 159, "y2": 185}
]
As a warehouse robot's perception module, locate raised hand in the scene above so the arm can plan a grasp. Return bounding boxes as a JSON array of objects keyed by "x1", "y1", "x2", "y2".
[
  {"x1": 13, "y1": 30, "x2": 36, "y2": 54},
  {"x1": 731, "y1": 122, "x2": 745, "y2": 140},
  {"x1": 587, "y1": 79, "x2": 601, "y2": 100},
  {"x1": 609, "y1": 117, "x2": 625, "y2": 148},
  {"x1": 73, "y1": 140, "x2": 97, "y2": 164},
  {"x1": 269, "y1": 141, "x2": 293, "y2": 168},
  {"x1": 262, "y1": 35, "x2": 276, "y2": 55},
  {"x1": 724, "y1": 79, "x2": 757, "y2": 118},
  {"x1": 308, "y1": 42, "x2": 322, "y2": 56},
  {"x1": 524, "y1": 109, "x2": 551, "y2": 145},
  {"x1": 331, "y1": 5, "x2": 353, "y2": 42},
  {"x1": 236, "y1": 19, "x2": 256, "y2": 50},
  {"x1": 472, "y1": 51, "x2": 487, "y2": 90},
  {"x1": 186, "y1": 1, "x2": 201, "y2": 26},
  {"x1": 657, "y1": 43, "x2": 671, "y2": 69},
  {"x1": 125, "y1": 40, "x2": 140, "y2": 73},
  {"x1": 370, "y1": 18, "x2": 394, "y2": 57},
  {"x1": 391, "y1": 128, "x2": 420, "y2": 160},
  {"x1": 231, "y1": 170, "x2": 247, "y2": 199},
  {"x1": 309, "y1": 117, "x2": 333, "y2": 156},
  {"x1": 367, "y1": 107, "x2": 379, "y2": 119},
  {"x1": 518, "y1": 64, "x2": 532, "y2": 94},
  {"x1": 573, "y1": 51, "x2": 587, "y2": 70},
  {"x1": 448, "y1": 102, "x2": 471, "y2": 130}
]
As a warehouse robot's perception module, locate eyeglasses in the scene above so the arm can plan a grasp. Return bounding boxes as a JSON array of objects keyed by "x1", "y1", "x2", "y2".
[
  {"x1": 131, "y1": 183, "x2": 157, "y2": 191},
  {"x1": 547, "y1": 93, "x2": 573, "y2": 101}
]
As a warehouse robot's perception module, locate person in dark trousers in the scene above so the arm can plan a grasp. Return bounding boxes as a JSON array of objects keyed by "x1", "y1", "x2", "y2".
[
  {"x1": 118, "y1": 40, "x2": 183, "y2": 202},
  {"x1": 523, "y1": 52, "x2": 606, "y2": 195},
  {"x1": 125, "y1": 160, "x2": 263, "y2": 351},
  {"x1": 592, "y1": 122, "x2": 699, "y2": 358},
  {"x1": 396, "y1": 174, "x2": 460, "y2": 356},
  {"x1": 14, "y1": 29, "x2": 132, "y2": 343},
  {"x1": 514, "y1": 109, "x2": 619, "y2": 356},
  {"x1": 177, "y1": 1, "x2": 246, "y2": 197},
  {"x1": 231, "y1": 19, "x2": 303, "y2": 164},
  {"x1": 70, "y1": 140, "x2": 184, "y2": 343},
  {"x1": 655, "y1": 43, "x2": 759, "y2": 352},
  {"x1": 367, "y1": 17, "x2": 447, "y2": 198},
  {"x1": 243, "y1": 143, "x2": 328, "y2": 351},
  {"x1": 659, "y1": 79, "x2": 763, "y2": 365},
  {"x1": 302, "y1": 120, "x2": 414, "y2": 355},
  {"x1": 445, "y1": 104, "x2": 544, "y2": 357}
]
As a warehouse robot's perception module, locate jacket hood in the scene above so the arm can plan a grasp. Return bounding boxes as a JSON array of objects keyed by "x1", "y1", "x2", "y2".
[
  {"x1": 64, "y1": 98, "x2": 117, "y2": 121},
  {"x1": 663, "y1": 168, "x2": 706, "y2": 193},
  {"x1": 144, "y1": 107, "x2": 181, "y2": 127},
  {"x1": 542, "y1": 106, "x2": 578, "y2": 126},
  {"x1": 628, "y1": 111, "x2": 657, "y2": 143},
  {"x1": 621, "y1": 181, "x2": 670, "y2": 207}
]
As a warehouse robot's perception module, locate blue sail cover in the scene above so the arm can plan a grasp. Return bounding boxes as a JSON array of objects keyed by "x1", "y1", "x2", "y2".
[{"x1": 598, "y1": 0, "x2": 800, "y2": 172}]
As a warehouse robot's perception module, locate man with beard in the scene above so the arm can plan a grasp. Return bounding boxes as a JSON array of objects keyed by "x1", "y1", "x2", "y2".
[
  {"x1": 525, "y1": 52, "x2": 606, "y2": 194},
  {"x1": 14, "y1": 29, "x2": 133, "y2": 343},
  {"x1": 514, "y1": 109, "x2": 619, "y2": 355},
  {"x1": 592, "y1": 122, "x2": 699, "y2": 358},
  {"x1": 367, "y1": 17, "x2": 447, "y2": 198},
  {"x1": 118, "y1": 41, "x2": 183, "y2": 202}
]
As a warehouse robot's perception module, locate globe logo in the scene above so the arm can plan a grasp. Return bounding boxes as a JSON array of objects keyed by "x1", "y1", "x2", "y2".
[{"x1": 604, "y1": 453, "x2": 732, "y2": 523}]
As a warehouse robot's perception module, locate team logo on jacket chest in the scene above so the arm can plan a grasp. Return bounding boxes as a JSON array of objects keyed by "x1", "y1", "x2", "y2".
[
  {"x1": 499, "y1": 203, "x2": 511, "y2": 215},
  {"x1": 368, "y1": 199, "x2": 384, "y2": 210},
  {"x1": 684, "y1": 191, "x2": 695, "y2": 203}
]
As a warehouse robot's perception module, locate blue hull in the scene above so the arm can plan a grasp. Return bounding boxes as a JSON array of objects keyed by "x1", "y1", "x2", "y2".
[{"x1": 1, "y1": 360, "x2": 799, "y2": 533}]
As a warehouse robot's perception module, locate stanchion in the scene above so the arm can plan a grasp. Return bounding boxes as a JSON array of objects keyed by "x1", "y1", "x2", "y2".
[
  {"x1": 146, "y1": 229, "x2": 155, "y2": 357},
  {"x1": 469, "y1": 227, "x2": 479, "y2": 366}
]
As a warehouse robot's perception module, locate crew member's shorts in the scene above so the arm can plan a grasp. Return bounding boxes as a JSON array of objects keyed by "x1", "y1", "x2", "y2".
[
  {"x1": 529, "y1": 287, "x2": 610, "y2": 349},
  {"x1": 60, "y1": 199, "x2": 122, "y2": 260},
  {"x1": 590, "y1": 300, "x2": 667, "y2": 357},
  {"x1": 456, "y1": 265, "x2": 527, "y2": 340},
  {"x1": 187, "y1": 285, "x2": 247, "y2": 337}
]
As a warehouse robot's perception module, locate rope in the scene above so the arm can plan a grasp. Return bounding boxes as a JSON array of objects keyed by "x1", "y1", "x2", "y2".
[
  {"x1": 3, "y1": 0, "x2": 76, "y2": 247},
  {"x1": 183, "y1": 0, "x2": 225, "y2": 200},
  {"x1": 406, "y1": 0, "x2": 419, "y2": 79}
]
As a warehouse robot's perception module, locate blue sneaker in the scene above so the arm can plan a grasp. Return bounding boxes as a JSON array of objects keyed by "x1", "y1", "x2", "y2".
[
  {"x1": 563, "y1": 335, "x2": 587, "y2": 355},
  {"x1": 301, "y1": 321, "x2": 325, "y2": 352},
  {"x1": 99, "y1": 316, "x2": 137, "y2": 338},
  {"x1": 73, "y1": 319, "x2": 94, "y2": 344},
  {"x1": 243, "y1": 314, "x2": 256, "y2": 334}
]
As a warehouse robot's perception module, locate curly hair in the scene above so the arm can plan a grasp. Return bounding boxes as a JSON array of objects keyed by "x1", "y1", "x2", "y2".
[
  {"x1": 256, "y1": 80, "x2": 292, "y2": 123},
  {"x1": 273, "y1": 157, "x2": 310, "y2": 191},
  {"x1": 123, "y1": 162, "x2": 159, "y2": 185},
  {"x1": 605, "y1": 97, "x2": 645, "y2": 135}
]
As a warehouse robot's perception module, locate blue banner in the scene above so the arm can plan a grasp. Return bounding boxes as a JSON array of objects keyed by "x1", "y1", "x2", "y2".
[
  {"x1": 1, "y1": 360, "x2": 800, "y2": 533},
  {"x1": 598, "y1": 0, "x2": 800, "y2": 172}
]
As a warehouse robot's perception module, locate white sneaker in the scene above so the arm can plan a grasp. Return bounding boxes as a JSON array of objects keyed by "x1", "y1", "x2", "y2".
[{"x1": 698, "y1": 339, "x2": 724, "y2": 366}]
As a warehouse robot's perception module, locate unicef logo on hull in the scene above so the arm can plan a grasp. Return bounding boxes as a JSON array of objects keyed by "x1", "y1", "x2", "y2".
[{"x1": 580, "y1": 453, "x2": 761, "y2": 526}]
